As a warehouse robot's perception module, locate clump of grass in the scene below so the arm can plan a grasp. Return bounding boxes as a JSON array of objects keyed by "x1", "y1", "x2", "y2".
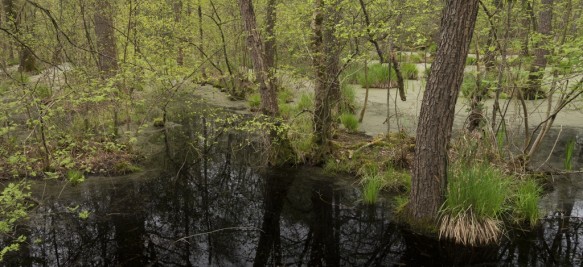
[
  {"x1": 279, "y1": 103, "x2": 292, "y2": 120},
  {"x1": 362, "y1": 173, "x2": 384, "y2": 204},
  {"x1": 401, "y1": 63, "x2": 419, "y2": 80},
  {"x1": 512, "y1": 179, "x2": 541, "y2": 226},
  {"x1": 248, "y1": 93, "x2": 261, "y2": 110},
  {"x1": 408, "y1": 53, "x2": 424, "y2": 63},
  {"x1": 278, "y1": 88, "x2": 294, "y2": 104},
  {"x1": 340, "y1": 113, "x2": 359, "y2": 132},
  {"x1": 439, "y1": 163, "x2": 511, "y2": 245},
  {"x1": 296, "y1": 92, "x2": 314, "y2": 111},
  {"x1": 564, "y1": 138, "x2": 576, "y2": 170},
  {"x1": 340, "y1": 83, "x2": 357, "y2": 114},
  {"x1": 357, "y1": 63, "x2": 397, "y2": 88},
  {"x1": 324, "y1": 158, "x2": 354, "y2": 174},
  {"x1": 466, "y1": 56, "x2": 477, "y2": 65}
]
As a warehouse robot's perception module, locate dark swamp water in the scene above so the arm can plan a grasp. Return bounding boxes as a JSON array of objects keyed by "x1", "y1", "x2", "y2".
[{"x1": 3, "y1": 104, "x2": 583, "y2": 266}]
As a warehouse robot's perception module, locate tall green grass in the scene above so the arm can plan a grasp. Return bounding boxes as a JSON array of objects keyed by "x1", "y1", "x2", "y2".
[
  {"x1": 401, "y1": 63, "x2": 419, "y2": 80},
  {"x1": 362, "y1": 173, "x2": 384, "y2": 204},
  {"x1": 512, "y1": 179, "x2": 541, "y2": 225},
  {"x1": 444, "y1": 164, "x2": 511, "y2": 219},
  {"x1": 564, "y1": 138, "x2": 576, "y2": 170},
  {"x1": 340, "y1": 84, "x2": 357, "y2": 114},
  {"x1": 440, "y1": 163, "x2": 542, "y2": 245},
  {"x1": 340, "y1": 113, "x2": 359, "y2": 132},
  {"x1": 357, "y1": 63, "x2": 397, "y2": 88}
]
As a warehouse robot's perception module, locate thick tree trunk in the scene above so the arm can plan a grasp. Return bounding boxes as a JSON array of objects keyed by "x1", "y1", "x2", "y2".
[
  {"x1": 525, "y1": 0, "x2": 553, "y2": 100},
  {"x1": 409, "y1": 0, "x2": 480, "y2": 223},
  {"x1": 311, "y1": 0, "x2": 340, "y2": 163},
  {"x1": 94, "y1": 0, "x2": 118, "y2": 78},
  {"x1": 238, "y1": 0, "x2": 278, "y2": 116}
]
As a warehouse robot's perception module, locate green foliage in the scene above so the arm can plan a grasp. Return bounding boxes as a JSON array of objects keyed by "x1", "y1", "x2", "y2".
[
  {"x1": 444, "y1": 163, "x2": 511, "y2": 219},
  {"x1": 466, "y1": 56, "x2": 477, "y2": 65},
  {"x1": 78, "y1": 210, "x2": 91, "y2": 220},
  {"x1": 339, "y1": 84, "x2": 357, "y2": 114},
  {"x1": 296, "y1": 93, "x2": 314, "y2": 111},
  {"x1": 324, "y1": 158, "x2": 354, "y2": 174},
  {"x1": 362, "y1": 173, "x2": 383, "y2": 204},
  {"x1": 67, "y1": 170, "x2": 85, "y2": 185},
  {"x1": 564, "y1": 138, "x2": 576, "y2": 171},
  {"x1": 460, "y1": 72, "x2": 481, "y2": 98},
  {"x1": 400, "y1": 63, "x2": 419, "y2": 80},
  {"x1": 357, "y1": 63, "x2": 397, "y2": 88},
  {"x1": 512, "y1": 179, "x2": 541, "y2": 226},
  {"x1": 340, "y1": 113, "x2": 359, "y2": 132},
  {"x1": 408, "y1": 53, "x2": 424, "y2": 63},
  {"x1": 0, "y1": 182, "x2": 31, "y2": 262},
  {"x1": 248, "y1": 93, "x2": 261, "y2": 110},
  {"x1": 278, "y1": 88, "x2": 294, "y2": 104}
]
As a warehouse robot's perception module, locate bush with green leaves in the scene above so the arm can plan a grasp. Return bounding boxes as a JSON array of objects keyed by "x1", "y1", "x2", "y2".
[{"x1": 0, "y1": 182, "x2": 31, "y2": 262}]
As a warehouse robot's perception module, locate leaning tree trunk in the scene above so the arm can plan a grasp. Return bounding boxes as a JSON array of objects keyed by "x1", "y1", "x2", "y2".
[
  {"x1": 409, "y1": 0, "x2": 480, "y2": 223},
  {"x1": 525, "y1": 0, "x2": 553, "y2": 100},
  {"x1": 238, "y1": 0, "x2": 278, "y2": 116}
]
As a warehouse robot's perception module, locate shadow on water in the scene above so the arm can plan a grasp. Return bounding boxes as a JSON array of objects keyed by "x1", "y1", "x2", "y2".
[{"x1": 3, "y1": 105, "x2": 583, "y2": 266}]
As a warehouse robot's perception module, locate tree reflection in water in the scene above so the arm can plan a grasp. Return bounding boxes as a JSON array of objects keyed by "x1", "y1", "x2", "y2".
[{"x1": 3, "y1": 107, "x2": 583, "y2": 266}]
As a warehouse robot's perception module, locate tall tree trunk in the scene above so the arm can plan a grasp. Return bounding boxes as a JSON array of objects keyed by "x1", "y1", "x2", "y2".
[
  {"x1": 94, "y1": 0, "x2": 118, "y2": 78},
  {"x1": 94, "y1": 0, "x2": 119, "y2": 136},
  {"x1": 264, "y1": 0, "x2": 276, "y2": 72},
  {"x1": 311, "y1": 0, "x2": 340, "y2": 163},
  {"x1": 198, "y1": 0, "x2": 206, "y2": 80},
  {"x1": 238, "y1": 0, "x2": 278, "y2": 116},
  {"x1": 409, "y1": 0, "x2": 480, "y2": 222},
  {"x1": 525, "y1": 0, "x2": 553, "y2": 100},
  {"x1": 174, "y1": 0, "x2": 183, "y2": 66}
]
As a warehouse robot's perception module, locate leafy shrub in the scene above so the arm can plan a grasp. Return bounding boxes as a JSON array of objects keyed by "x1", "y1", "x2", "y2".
[{"x1": 466, "y1": 56, "x2": 477, "y2": 65}]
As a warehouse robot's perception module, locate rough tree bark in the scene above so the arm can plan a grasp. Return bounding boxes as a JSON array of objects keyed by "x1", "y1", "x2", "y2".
[
  {"x1": 311, "y1": 0, "x2": 340, "y2": 163},
  {"x1": 238, "y1": 0, "x2": 278, "y2": 116},
  {"x1": 173, "y1": 0, "x2": 183, "y2": 66},
  {"x1": 525, "y1": 0, "x2": 554, "y2": 100},
  {"x1": 94, "y1": 0, "x2": 118, "y2": 78},
  {"x1": 409, "y1": 0, "x2": 480, "y2": 223}
]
